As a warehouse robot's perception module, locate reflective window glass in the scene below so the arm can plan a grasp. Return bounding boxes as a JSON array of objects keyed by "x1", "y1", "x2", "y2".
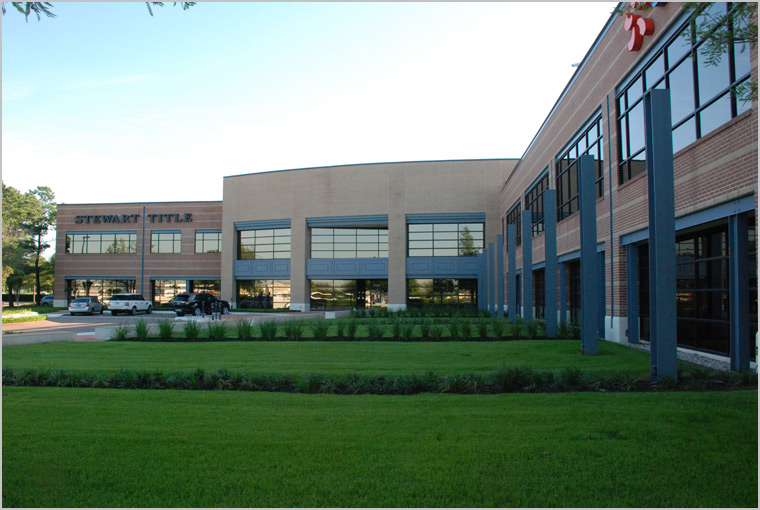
[
  {"x1": 672, "y1": 117, "x2": 697, "y2": 153},
  {"x1": 699, "y1": 93, "x2": 732, "y2": 137},
  {"x1": 697, "y1": 50, "x2": 730, "y2": 105}
]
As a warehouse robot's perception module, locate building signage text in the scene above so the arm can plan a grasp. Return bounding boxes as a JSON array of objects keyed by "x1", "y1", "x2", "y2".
[{"x1": 75, "y1": 213, "x2": 193, "y2": 225}]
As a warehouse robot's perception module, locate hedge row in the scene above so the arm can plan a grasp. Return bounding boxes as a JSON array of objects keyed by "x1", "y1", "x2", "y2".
[{"x1": 3, "y1": 366, "x2": 756, "y2": 394}]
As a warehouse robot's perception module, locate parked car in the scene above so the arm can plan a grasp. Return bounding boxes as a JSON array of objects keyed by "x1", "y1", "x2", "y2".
[
  {"x1": 40, "y1": 295, "x2": 55, "y2": 306},
  {"x1": 108, "y1": 294, "x2": 153, "y2": 316},
  {"x1": 68, "y1": 296, "x2": 104, "y2": 316},
  {"x1": 171, "y1": 293, "x2": 230, "y2": 317}
]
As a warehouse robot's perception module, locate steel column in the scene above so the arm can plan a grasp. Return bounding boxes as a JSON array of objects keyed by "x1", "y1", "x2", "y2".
[
  {"x1": 507, "y1": 224, "x2": 517, "y2": 322},
  {"x1": 728, "y1": 213, "x2": 750, "y2": 371},
  {"x1": 559, "y1": 262, "x2": 567, "y2": 325},
  {"x1": 521, "y1": 210, "x2": 533, "y2": 321},
  {"x1": 579, "y1": 154, "x2": 599, "y2": 355},
  {"x1": 544, "y1": 189, "x2": 558, "y2": 337},
  {"x1": 497, "y1": 234, "x2": 505, "y2": 319},
  {"x1": 488, "y1": 242, "x2": 496, "y2": 317},
  {"x1": 644, "y1": 89, "x2": 677, "y2": 381},
  {"x1": 626, "y1": 243, "x2": 639, "y2": 345}
]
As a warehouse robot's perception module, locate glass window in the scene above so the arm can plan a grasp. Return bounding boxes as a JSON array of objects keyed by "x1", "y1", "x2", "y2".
[
  {"x1": 151, "y1": 232, "x2": 181, "y2": 254},
  {"x1": 65, "y1": 232, "x2": 137, "y2": 254},
  {"x1": 239, "y1": 228, "x2": 291, "y2": 260},
  {"x1": 617, "y1": 3, "x2": 750, "y2": 183},
  {"x1": 556, "y1": 115, "x2": 603, "y2": 220},
  {"x1": 407, "y1": 223, "x2": 484, "y2": 257},
  {"x1": 195, "y1": 231, "x2": 222, "y2": 253},
  {"x1": 524, "y1": 172, "x2": 549, "y2": 237},
  {"x1": 506, "y1": 202, "x2": 522, "y2": 248},
  {"x1": 407, "y1": 278, "x2": 477, "y2": 308},
  {"x1": 309, "y1": 227, "x2": 388, "y2": 258},
  {"x1": 238, "y1": 280, "x2": 291, "y2": 309}
]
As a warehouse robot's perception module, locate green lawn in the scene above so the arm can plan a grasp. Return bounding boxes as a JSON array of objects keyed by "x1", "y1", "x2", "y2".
[
  {"x1": 2, "y1": 339, "x2": 655, "y2": 376},
  {"x1": 3, "y1": 386, "x2": 756, "y2": 508}
]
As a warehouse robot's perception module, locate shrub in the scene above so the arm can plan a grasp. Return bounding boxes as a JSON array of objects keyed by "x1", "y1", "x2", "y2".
[
  {"x1": 428, "y1": 323, "x2": 444, "y2": 341},
  {"x1": 557, "y1": 321, "x2": 570, "y2": 339},
  {"x1": 310, "y1": 320, "x2": 330, "y2": 339},
  {"x1": 259, "y1": 320, "x2": 279, "y2": 340},
  {"x1": 342, "y1": 319, "x2": 358, "y2": 340},
  {"x1": 568, "y1": 321, "x2": 581, "y2": 339},
  {"x1": 492, "y1": 319, "x2": 513, "y2": 339},
  {"x1": 524, "y1": 319, "x2": 540, "y2": 339},
  {"x1": 400, "y1": 321, "x2": 415, "y2": 341},
  {"x1": 207, "y1": 320, "x2": 229, "y2": 341},
  {"x1": 476, "y1": 317, "x2": 490, "y2": 339},
  {"x1": 447, "y1": 318, "x2": 461, "y2": 339},
  {"x1": 236, "y1": 318, "x2": 254, "y2": 340},
  {"x1": 184, "y1": 320, "x2": 201, "y2": 340},
  {"x1": 367, "y1": 321, "x2": 386, "y2": 340},
  {"x1": 391, "y1": 318, "x2": 403, "y2": 339},
  {"x1": 418, "y1": 319, "x2": 431, "y2": 338},
  {"x1": 134, "y1": 319, "x2": 149, "y2": 340},
  {"x1": 156, "y1": 318, "x2": 175, "y2": 340},
  {"x1": 284, "y1": 320, "x2": 304, "y2": 340},
  {"x1": 110, "y1": 322, "x2": 131, "y2": 340}
]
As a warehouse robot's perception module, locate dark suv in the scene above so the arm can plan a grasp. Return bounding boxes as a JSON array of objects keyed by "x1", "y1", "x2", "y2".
[{"x1": 170, "y1": 293, "x2": 230, "y2": 317}]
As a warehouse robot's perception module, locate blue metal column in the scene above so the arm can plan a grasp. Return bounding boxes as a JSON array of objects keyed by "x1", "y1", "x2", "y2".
[
  {"x1": 488, "y1": 242, "x2": 496, "y2": 317},
  {"x1": 579, "y1": 154, "x2": 599, "y2": 355},
  {"x1": 544, "y1": 189, "x2": 558, "y2": 337},
  {"x1": 626, "y1": 243, "x2": 639, "y2": 345},
  {"x1": 478, "y1": 252, "x2": 486, "y2": 311},
  {"x1": 598, "y1": 250, "x2": 606, "y2": 336},
  {"x1": 644, "y1": 89, "x2": 677, "y2": 381},
  {"x1": 728, "y1": 213, "x2": 749, "y2": 371},
  {"x1": 559, "y1": 262, "x2": 567, "y2": 325},
  {"x1": 521, "y1": 210, "x2": 533, "y2": 321},
  {"x1": 497, "y1": 234, "x2": 505, "y2": 319},
  {"x1": 507, "y1": 224, "x2": 517, "y2": 322}
]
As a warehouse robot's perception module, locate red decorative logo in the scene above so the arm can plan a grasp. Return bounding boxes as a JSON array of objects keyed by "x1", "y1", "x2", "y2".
[{"x1": 621, "y1": 2, "x2": 663, "y2": 52}]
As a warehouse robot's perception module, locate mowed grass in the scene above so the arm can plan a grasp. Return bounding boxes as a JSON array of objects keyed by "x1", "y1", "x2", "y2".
[
  {"x1": 2, "y1": 340, "x2": 654, "y2": 376},
  {"x1": 3, "y1": 387, "x2": 757, "y2": 508}
]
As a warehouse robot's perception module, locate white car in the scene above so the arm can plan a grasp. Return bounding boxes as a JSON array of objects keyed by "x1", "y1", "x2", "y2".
[{"x1": 108, "y1": 294, "x2": 153, "y2": 316}]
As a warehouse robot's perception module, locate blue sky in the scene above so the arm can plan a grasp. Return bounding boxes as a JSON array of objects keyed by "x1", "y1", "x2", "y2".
[{"x1": 3, "y1": 2, "x2": 617, "y2": 206}]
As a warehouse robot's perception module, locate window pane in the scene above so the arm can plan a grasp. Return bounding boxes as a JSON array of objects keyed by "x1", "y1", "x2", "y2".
[
  {"x1": 699, "y1": 93, "x2": 731, "y2": 137},
  {"x1": 627, "y1": 101, "x2": 645, "y2": 155},
  {"x1": 409, "y1": 248, "x2": 432, "y2": 257},
  {"x1": 434, "y1": 224, "x2": 457, "y2": 232},
  {"x1": 408, "y1": 224, "x2": 431, "y2": 232},
  {"x1": 645, "y1": 53, "x2": 665, "y2": 88},
  {"x1": 734, "y1": 42, "x2": 752, "y2": 80},
  {"x1": 435, "y1": 248, "x2": 458, "y2": 256},
  {"x1": 697, "y1": 50, "x2": 730, "y2": 105},
  {"x1": 672, "y1": 117, "x2": 697, "y2": 153},
  {"x1": 669, "y1": 55, "x2": 696, "y2": 123},
  {"x1": 627, "y1": 75, "x2": 644, "y2": 106},
  {"x1": 667, "y1": 33, "x2": 692, "y2": 65}
]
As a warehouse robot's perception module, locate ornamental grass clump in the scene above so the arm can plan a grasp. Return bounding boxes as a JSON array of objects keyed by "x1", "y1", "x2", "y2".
[
  {"x1": 447, "y1": 318, "x2": 461, "y2": 339},
  {"x1": 342, "y1": 319, "x2": 358, "y2": 340},
  {"x1": 110, "y1": 322, "x2": 131, "y2": 340},
  {"x1": 310, "y1": 320, "x2": 330, "y2": 340},
  {"x1": 236, "y1": 318, "x2": 254, "y2": 340},
  {"x1": 391, "y1": 318, "x2": 403, "y2": 339},
  {"x1": 259, "y1": 320, "x2": 279, "y2": 340},
  {"x1": 183, "y1": 320, "x2": 201, "y2": 340},
  {"x1": 207, "y1": 320, "x2": 229, "y2": 341},
  {"x1": 284, "y1": 320, "x2": 304, "y2": 340},
  {"x1": 400, "y1": 321, "x2": 415, "y2": 341},
  {"x1": 476, "y1": 317, "x2": 490, "y2": 339},
  {"x1": 418, "y1": 319, "x2": 431, "y2": 338},
  {"x1": 156, "y1": 318, "x2": 175, "y2": 340},
  {"x1": 367, "y1": 321, "x2": 385, "y2": 340},
  {"x1": 134, "y1": 319, "x2": 149, "y2": 340},
  {"x1": 428, "y1": 323, "x2": 444, "y2": 341}
]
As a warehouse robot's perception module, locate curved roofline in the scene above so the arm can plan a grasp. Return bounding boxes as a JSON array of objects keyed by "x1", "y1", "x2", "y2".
[{"x1": 225, "y1": 157, "x2": 518, "y2": 179}]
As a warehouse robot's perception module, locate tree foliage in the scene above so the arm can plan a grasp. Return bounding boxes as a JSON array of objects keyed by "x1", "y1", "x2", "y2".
[
  {"x1": 2, "y1": 182, "x2": 57, "y2": 305},
  {"x1": 1, "y1": 1, "x2": 196, "y2": 21}
]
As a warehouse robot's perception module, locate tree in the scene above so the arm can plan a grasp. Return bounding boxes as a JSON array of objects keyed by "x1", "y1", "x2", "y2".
[
  {"x1": 1, "y1": 2, "x2": 196, "y2": 21},
  {"x1": 23, "y1": 186, "x2": 56, "y2": 304},
  {"x1": 2, "y1": 182, "x2": 57, "y2": 306},
  {"x1": 459, "y1": 227, "x2": 479, "y2": 256},
  {"x1": 683, "y1": 2, "x2": 757, "y2": 102}
]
